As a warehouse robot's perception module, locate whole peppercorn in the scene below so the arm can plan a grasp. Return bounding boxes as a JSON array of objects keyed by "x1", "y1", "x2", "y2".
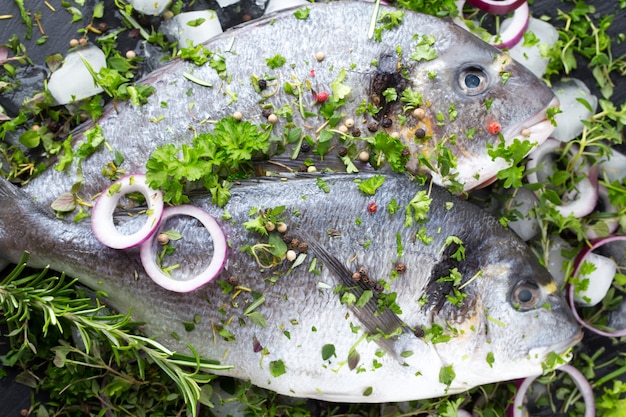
[
  {"x1": 381, "y1": 117, "x2": 392, "y2": 128},
  {"x1": 261, "y1": 108, "x2": 272, "y2": 118},
  {"x1": 367, "y1": 121, "x2": 379, "y2": 132},
  {"x1": 300, "y1": 142, "x2": 311, "y2": 152},
  {"x1": 282, "y1": 234, "x2": 294, "y2": 243},
  {"x1": 290, "y1": 238, "x2": 301, "y2": 249},
  {"x1": 227, "y1": 276, "x2": 239, "y2": 285},
  {"x1": 286, "y1": 250, "x2": 297, "y2": 262},
  {"x1": 374, "y1": 282, "x2": 384, "y2": 292},
  {"x1": 395, "y1": 263, "x2": 406, "y2": 274},
  {"x1": 358, "y1": 266, "x2": 367, "y2": 276},
  {"x1": 413, "y1": 108, "x2": 426, "y2": 120},
  {"x1": 337, "y1": 146, "x2": 348, "y2": 157},
  {"x1": 401, "y1": 148, "x2": 410, "y2": 157},
  {"x1": 415, "y1": 128, "x2": 426, "y2": 139},
  {"x1": 258, "y1": 79, "x2": 268, "y2": 90},
  {"x1": 352, "y1": 272, "x2": 361, "y2": 282},
  {"x1": 297, "y1": 242, "x2": 309, "y2": 253},
  {"x1": 157, "y1": 233, "x2": 170, "y2": 245},
  {"x1": 351, "y1": 127, "x2": 362, "y2": 137}
]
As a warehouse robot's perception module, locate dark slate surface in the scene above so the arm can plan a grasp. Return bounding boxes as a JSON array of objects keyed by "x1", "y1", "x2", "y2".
[{"x1": 0, "y1": 0, "x2": 625, "y2": 415}]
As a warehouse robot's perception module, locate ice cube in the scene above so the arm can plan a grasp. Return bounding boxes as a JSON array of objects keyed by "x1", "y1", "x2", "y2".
[
  {"x1": 47, "y1": 45, "x2": 106, "y2": 105},
  {"x1": 160, "y1": 10, "x2": 223, "y2": 46}
]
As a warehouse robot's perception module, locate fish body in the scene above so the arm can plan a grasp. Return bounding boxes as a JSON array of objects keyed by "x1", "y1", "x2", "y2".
[
  {"x1": 0, "y1": 172, "x2": 580, "y2": 402},
  {"x1": 22, "y1": 0, "x2": 556, "y2": 206}
]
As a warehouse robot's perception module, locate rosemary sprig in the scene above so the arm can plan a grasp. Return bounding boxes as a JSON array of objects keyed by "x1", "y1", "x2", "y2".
[{"x1": 0, "y1": 252, "x2": 231, "y2": 416}]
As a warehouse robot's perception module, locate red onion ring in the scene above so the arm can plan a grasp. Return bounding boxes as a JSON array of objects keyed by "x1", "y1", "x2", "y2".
[
  {"x1": 512, "y1": 365, "x2": 595, "y2": 417},
  {"x1": 466, "y1": 0, "x2": 527, "y2": 14},
  {"x1": 492, "y1": 2, "x2": 529, "y2": 49},
  {"x1": 140, "y1": 205, "x2": 227, "y2": 293},
  {"x1": 585, "y1": 184, "x2": 619, "y2": 240},
  {"x1": 567, "y1": 235, "x2": 626, "y2": 337},
  {"x1": 91, "y1": 174, "x2": 164, "y2": 250},
  {"x1": 455, "y1": 0, "x2": 529, "y2": 49},
  {"x1": 526, "y1": 140, "x2": 599, "y2": 218}
]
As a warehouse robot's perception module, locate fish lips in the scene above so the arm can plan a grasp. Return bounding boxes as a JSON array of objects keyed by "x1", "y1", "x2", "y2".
[{"x1": 528, "y1": 328, "x2": 583, "y2": 360}]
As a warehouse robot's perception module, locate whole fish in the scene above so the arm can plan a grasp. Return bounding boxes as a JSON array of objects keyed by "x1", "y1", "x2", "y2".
[
  {"x1": 21, "y1": 0, "x2": 557, "y2": 208},
  {"x1": 0, "y1": 172, "x2": 581, "y2": 402}
]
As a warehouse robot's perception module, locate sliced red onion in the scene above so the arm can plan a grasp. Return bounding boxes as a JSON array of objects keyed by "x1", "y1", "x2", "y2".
[
  {"x1": 526, "y1": 140, "x2": 599, "y2": 218},
  {"x1": 466, "y1": 0, "x2": 527, "y2": 14},
  {"x1": 512, "y1": 365, "x2": 595, "y2": 417},
  {"x1": 568, "y1": 235, "x2": 626, "y2": 337},
  {"x1": 585, "y1": 184, "x2": 619, "y2": 240},
  {"x1": 492, "y1": 2, "x2": 529, "y2": 49},
  {"x1": 91, "y1": 174, "x2": 164, "y2": 250},
  {"x1": 140, "y1": 205, "x2": 227, "y2": 293},
  {"x1": 553, "y1": 164, "x2": 598, "y2": 218},
  {"x1": 526, "y1": 138, "x2": 561, "y2": 185},
  {"x1": 455, "y1": 1, "x2": 529, "y2": 49}
]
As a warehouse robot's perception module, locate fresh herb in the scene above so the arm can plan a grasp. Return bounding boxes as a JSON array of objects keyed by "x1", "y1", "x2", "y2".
[
  {"x1": 0, "y1": 254, "x2": 230, "y2": 417},
  {"x1": 372, "y1": 10, "x2": 405, "y2": 42},
  {"x1": 146, "y1": 117, "x2": 271, "y2": 206},
  {"x1": 358, "y1": 175, "x2": 385, "y2": 195},
  {"x1": 404, "y1": 190, "x2": 432, "y2": 227},
  {"x1": 410, "y1": 34, "x2": 438, "y2": 62},
  {"x1": 266, "y1": 54, "x2": 286, "y2": 69},
  {"x1": 294, "y1": 7, "x2": 310, "y2": 20}
]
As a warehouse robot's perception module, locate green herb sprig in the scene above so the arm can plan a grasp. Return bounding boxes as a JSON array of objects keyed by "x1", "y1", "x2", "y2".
[{"x1": 0, "y1": 253, "x2": 231, "y2": 417}]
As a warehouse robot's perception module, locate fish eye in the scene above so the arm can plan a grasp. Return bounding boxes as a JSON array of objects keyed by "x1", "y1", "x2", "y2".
[
  {"x1": 458, "y1": 66, "x2": 489, "y2": 96},
  {"x1": 511, "y1": 281, "x2": 541, "y2": 310}
]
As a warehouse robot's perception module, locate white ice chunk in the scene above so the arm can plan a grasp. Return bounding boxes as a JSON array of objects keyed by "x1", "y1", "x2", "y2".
[
  {"x1": 551, "y1": 78, "x2": 598, "y2": 142},
  {"x1": 216, "y1": 0, "x2": 239, "y2": 7},
  {"x1": 507, "y1": 187, "x2": 540, "y2": 241},
  {"x1": 504, "y1": 17, "x2": 559, "y2": 78},
  {"x1": 546, "y1": 236, "x2": 573, "y2": 288},
  {"x1": 160, "y1": 10, "x2": 223, "y2": 46},
  {"x1": 47, "y1": 45, "x2": 106, "y2": 105},
  {"x1": 128, "y1": 0, "x2": 171, "y2": 16},
  {"x1": 574, "y1": 252, "x2": 616, "y2": 307},
  {"x1": 264, "y1": 0, "x2": 308, "y2": 14}
]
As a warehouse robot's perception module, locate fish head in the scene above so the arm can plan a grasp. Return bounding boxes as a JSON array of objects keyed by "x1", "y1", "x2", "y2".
[
  {"x1": 426, "y1": 225, "x2": 582, "y2": 388},
  {"x1": 394, "y1": 25, "x2": 558, "y2": 191}
]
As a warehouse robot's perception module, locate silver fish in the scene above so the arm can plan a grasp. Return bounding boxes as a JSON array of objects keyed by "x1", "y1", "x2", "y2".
[
  {"x1": 0, "y1": 172, "x2": 581, "y2": 402},
  {"x1": 21, "y1": 0, "x2": 557, "y2": 207}
]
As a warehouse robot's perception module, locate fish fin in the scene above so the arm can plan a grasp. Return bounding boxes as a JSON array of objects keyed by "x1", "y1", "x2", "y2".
[{"x1": 304, "y1": 239, "x2": 410, "y2": 353}]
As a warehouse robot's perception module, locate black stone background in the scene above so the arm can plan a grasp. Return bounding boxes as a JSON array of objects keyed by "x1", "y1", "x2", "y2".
[{"x1": 0, "y1": 0, "x2": 625, "y2": 415}]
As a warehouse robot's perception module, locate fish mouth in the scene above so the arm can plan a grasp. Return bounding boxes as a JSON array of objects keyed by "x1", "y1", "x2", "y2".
[
  {"x1": 502, "y1": 95, "x2": 560, "y2": 151},
  {"x1": 528, "y1": 329, "x2": 583, "y2": 360},
  {"x1": 469, "y1": 95, "x2": 559, "y2": 190}
]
